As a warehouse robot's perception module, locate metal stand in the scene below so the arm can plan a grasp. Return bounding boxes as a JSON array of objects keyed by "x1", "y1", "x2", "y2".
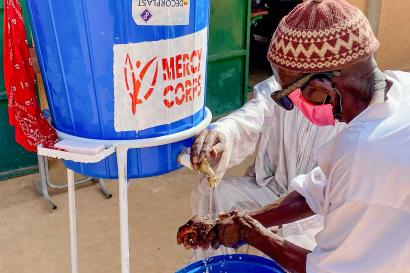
[
  {"x1": 67, "y1": 168, "x2": 78, "y2": 273},
  {"x1": 37, "y1": 145, "x2": 116, "y2": 273},
  {"x1": 117, "y1": 147, "x2": 130, "y2": 273},
  {"x1": 34, "y1": 155, "x2": 112, "y2": 209},
  {"x1": 36, "y1": 107, "x2": 212, "y2": 273},
  {"x1": 43, "y1": 147, "x2": 130, "y2": 273}
]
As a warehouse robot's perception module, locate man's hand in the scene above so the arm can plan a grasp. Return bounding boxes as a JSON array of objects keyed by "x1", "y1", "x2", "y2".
[
  {"x1": 177, "y1": 211, "x2": 310, "y2": 273},
  {"x1": 214, "y1": 211, "x2": 310, "y2": 273},
  {"x1": 191, "y1": 127, "x2": 226, "y2": 170},
  {"x1": 212, "y1": 211, "x2": 273, "y2": 249},
  {"x1": 176, "y1": 216, "x2": 217, "y2": 250},
  {"x1": 176, "y1": 212, "x2": 270, "y2": 250}
]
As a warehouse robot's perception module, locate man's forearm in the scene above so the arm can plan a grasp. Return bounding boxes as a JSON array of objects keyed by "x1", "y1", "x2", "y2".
[
  {"x1": 249, "y1": 233, "x2": 309, "y2": 273},
  {"x1": 249, "y1": 191, "x2": 314, "y2": 227}
]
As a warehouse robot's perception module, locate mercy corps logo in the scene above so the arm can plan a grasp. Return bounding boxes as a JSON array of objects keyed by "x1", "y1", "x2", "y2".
[
  {"x1": 123, "y1": 48, "x2": 203, "y2": 115},
  {"x1": 114, "y1": 28, "x2": 207, "y2": 132}
]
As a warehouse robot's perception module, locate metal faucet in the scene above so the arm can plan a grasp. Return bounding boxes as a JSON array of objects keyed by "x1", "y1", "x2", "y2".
[{"x1": 177, "y1": 152, "x2": 218, "y2": 188}]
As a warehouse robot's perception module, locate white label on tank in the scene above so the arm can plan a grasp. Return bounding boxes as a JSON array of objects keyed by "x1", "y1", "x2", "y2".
[
  {"x1": 132, "y1": 0, "x2": 190, "y2": 26},
  {"x1": 113, "y1": 27, "x2": 207, "y2": 132}
]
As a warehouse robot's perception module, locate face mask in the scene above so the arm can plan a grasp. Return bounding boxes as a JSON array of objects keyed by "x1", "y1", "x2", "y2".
[{"x1": 288, "y1": 89, "x2": 335, "y2": 126}]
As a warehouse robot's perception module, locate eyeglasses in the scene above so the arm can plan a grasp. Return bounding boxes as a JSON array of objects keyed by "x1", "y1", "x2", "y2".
[{"x1": 271, "y1": 71, "x2": 341, "y2": 110}]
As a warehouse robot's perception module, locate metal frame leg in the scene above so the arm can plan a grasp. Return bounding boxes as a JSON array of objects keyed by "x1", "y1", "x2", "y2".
[
  {"x1": 36, "y1": 155, "x2": 58, "y2": 209},
  {"x1": 67, "y1": 169, "x2": 78, "y2": 273},
  {"x1": 35, "y1": 155, "x2": 112, "y2": 210},
  {"x1": 116, "y1": 147, "x2": 130, "y2": 273},
  {"x1": 97, "y1": 179, "x2": 113, "y2": 199}
]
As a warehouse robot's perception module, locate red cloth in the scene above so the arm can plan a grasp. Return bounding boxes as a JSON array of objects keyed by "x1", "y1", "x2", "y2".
[{"x1": 3, "y1": 0, "x2": 58, "y2": 152}]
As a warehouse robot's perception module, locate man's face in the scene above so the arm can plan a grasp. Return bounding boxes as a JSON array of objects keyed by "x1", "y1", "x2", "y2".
[
  {"x1": 270, "y1": 65, "x2": 344, "y2": 126},
  {"x1": 272, "y1": 65, "x2": 335, "y2": 106}
]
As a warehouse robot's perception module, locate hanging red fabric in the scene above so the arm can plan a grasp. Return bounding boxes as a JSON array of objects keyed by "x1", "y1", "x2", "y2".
[{"x1": 3, "y1": 0, "x2": 58, "y2": 152}]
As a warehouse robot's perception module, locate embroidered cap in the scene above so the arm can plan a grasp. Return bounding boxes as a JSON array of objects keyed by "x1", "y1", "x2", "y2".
[{"x1": 268, "y1": 0, "x2": 379, "y2": 73}]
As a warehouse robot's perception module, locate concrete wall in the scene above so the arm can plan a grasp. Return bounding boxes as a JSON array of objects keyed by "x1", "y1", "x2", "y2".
[
  {"x1": 377, "y1": 1, "x2": 410, "y2": 71},
  {"x1": 348, "y1": 0, "x2": 367, "y2": 12},
  {"x1": 307, "y1": 0, "x2": 410, "y2": 71},
  {"x1": 348, "y1": 0, "x2": 410, "y2": 71}
]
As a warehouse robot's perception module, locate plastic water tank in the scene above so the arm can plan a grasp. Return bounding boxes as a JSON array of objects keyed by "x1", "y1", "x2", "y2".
[
  {"x1": 176, "y1": 254, "x2": 286, "y2": 273},
  {"x1": 26, "y1": 0, "x2": 210, "y2": 178}
]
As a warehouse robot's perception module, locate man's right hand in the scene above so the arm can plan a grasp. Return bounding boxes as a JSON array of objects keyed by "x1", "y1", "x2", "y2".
[
  {"x1": 212, "y1": 211, "x2": 273, "y2": 249},
  {"x1": 191, "y1": 127, "x2": 226, "y2": 170},
  {"x1": 176, "y1": 212, "x2": 273, "y2": 250}
]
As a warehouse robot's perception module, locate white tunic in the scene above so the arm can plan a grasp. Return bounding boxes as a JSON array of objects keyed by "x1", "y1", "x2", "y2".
[
  {"x1": 201, "y1": 76, "x2": 343, "y2": 194},
  {"x1": 291, "y1": 70, "x2": 410, "y2": 273},
  {"x1": 192, "y1": 76, "x2": 344, "y2": 254}
]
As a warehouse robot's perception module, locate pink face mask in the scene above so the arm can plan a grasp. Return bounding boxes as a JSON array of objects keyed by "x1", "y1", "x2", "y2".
[{"x1": 288, "y1": 89, "x2": 335, "y2": 126}]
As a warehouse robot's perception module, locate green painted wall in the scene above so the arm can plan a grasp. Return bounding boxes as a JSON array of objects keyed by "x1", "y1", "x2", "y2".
[{"x1": 206, "y1": 0, "x2": 250, "y2": 117}]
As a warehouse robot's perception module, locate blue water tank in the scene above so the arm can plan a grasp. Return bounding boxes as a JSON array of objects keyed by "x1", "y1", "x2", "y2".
[
  {"x1": 26, "y1": 0, "x2": 210, "y2": 178},
  {"x1": 176, "y1": 254, "x2": 286, "y2": 273}
]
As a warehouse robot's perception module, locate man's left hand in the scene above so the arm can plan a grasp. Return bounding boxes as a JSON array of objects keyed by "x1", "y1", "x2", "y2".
[
  {"x1": 177, "y1": 216, "x2": 217, "y2": 250},
  {"x1": 212, "y1": 211, "x2": 273, "y2": 249}
]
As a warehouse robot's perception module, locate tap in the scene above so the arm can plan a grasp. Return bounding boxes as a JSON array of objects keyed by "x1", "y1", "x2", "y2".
[
  {"x1": 198, "y1": 158, "x2": 217, "y2": 188},
  {"x1": 177, "y1": 152, "x2": 218, "y2": 188}
]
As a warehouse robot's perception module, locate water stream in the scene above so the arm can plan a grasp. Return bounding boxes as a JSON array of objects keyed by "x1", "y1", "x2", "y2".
[
  {"x1": 191, "y1": 187, "x2": 217, "y2": 263},
  {"x1": 208, "y1": 187, "x2": 215, "y2": 218}
]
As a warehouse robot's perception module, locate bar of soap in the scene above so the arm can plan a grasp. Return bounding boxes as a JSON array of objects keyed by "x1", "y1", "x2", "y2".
[{"x1": 54, "y1": 140, "x2": 106, "y2": 155}]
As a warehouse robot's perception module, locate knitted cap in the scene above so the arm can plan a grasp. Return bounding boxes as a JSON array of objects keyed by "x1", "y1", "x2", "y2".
[{"x1": 268, "y1": 0, "x2": 379, "y2": 73}]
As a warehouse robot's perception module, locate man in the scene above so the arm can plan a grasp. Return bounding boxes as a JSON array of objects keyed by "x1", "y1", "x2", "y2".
[
  {"x1": 190, "y1": 28, "x2": 344, "y2": 259},
  {"x1": 191, "y1": 67, "x2": 344, "y2": 256},
  {"x1": 178, "y1": 0, "x2": 410, "y2": 272}
]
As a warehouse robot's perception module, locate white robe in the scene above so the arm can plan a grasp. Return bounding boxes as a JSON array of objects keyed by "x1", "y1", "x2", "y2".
[
  {"x1": 291, "y1": 70, "x2": 410, "y2": 273},
  {"x1": 191, "y1": 76, "x2": 344, "y2": 258}
]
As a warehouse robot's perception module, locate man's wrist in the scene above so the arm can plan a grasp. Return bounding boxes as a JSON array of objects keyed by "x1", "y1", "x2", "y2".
[
  {"x1": 250, "y1": 230, "x2": 309, "y2": 273},
  {"x1": 246, "y1": 226, "x2": 282, "y2": 249}
]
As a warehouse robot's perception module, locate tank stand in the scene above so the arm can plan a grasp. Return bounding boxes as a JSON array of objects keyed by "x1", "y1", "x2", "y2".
[
  {"x1": 37, "y1": 145, "x2": 116, "y2": 273},
  {"x1": 35, "y1": 107, "x2": 212, "y2": 273},
  {"x1": 37, "y1": 146, "x2": 131, "y2": 273},
  {"x1": 116, "y1": 147, "x2": 130, "y2": 273},
  {"x1": 33, "y1": 155, "x2": 112, "y2": 209}
]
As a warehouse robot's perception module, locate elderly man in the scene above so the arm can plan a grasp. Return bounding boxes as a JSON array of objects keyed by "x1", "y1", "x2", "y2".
[
  {"x1": 190, "y1": 51, "x2": 346, "y2": 252},
  {"x1": 189, "y1": 15, "x2": 344, "y2": 261},
  {"x1": 189, "y1": 76, "x2": 343, "y2": 260},
  {"x1": 177, "y1": 0, "x2": 410, "y2": 272}
]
